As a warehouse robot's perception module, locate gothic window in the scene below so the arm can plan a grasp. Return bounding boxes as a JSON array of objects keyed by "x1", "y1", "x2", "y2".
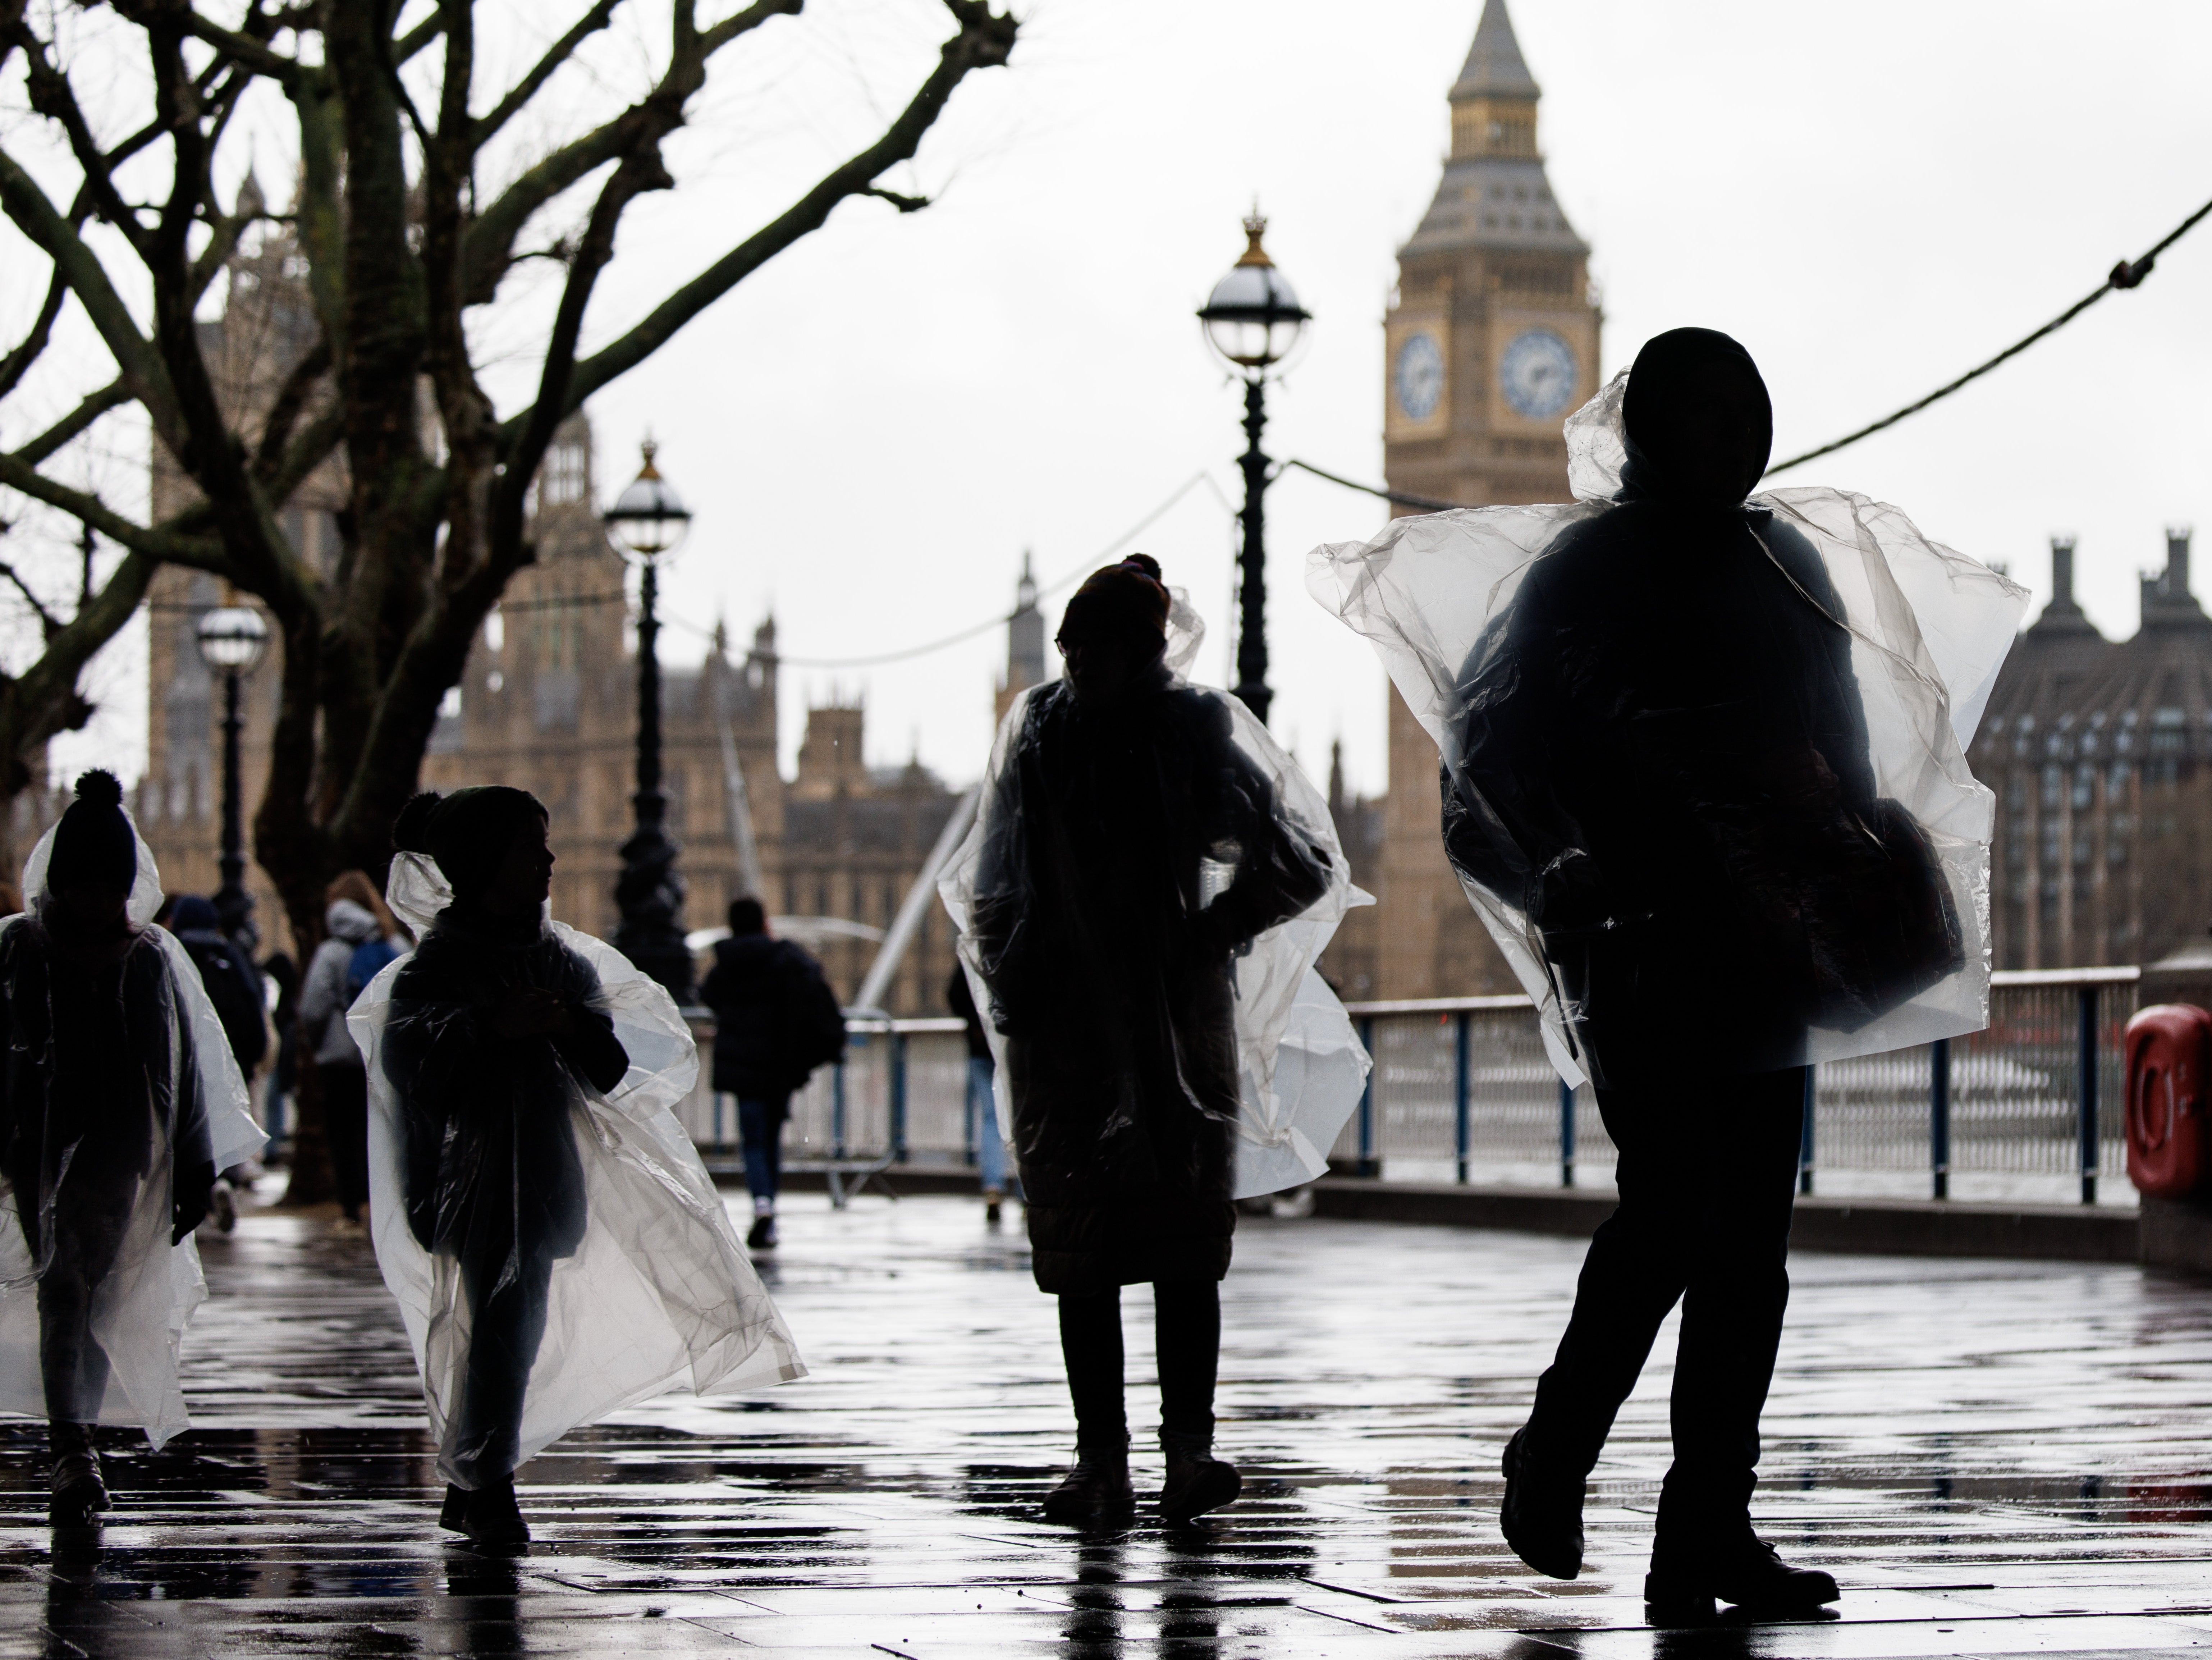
[
  {"x1": 2041, "y1": 765, "x2": 2062, "y2": 809},
  {"x1": 2073, "y1": 765, "x2": 2095, "y2": 810},
  {"x1": 2005, "y1": 772, "x2": 2026, "y2": 809},
  {"x1": 541, "y1": 440, "x2": 587, "y2": 506}
]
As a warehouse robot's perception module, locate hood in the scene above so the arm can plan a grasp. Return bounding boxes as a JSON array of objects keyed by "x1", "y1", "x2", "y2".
[
  {"x1": 714, "y1": 932, "x2": 781, "y2": 966},
  {"x1": 325, "y1": 897, "x2": 383, "y2": 945},
  {"x1": 169, "y1": 895, "x2": 220, "y2": 933},
  {"x1": 1617, "y1": 326, "x2": 1773, "y2": 509}
]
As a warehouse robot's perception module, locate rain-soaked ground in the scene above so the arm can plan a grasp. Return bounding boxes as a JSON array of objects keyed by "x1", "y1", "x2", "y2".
[{"x1": 4, "y1": 1190, "x2": 2211, "y2": 1658}]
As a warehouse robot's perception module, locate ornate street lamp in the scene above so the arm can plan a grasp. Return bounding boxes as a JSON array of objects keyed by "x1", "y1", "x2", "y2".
[
  {"x1": 604, "y1": 439, "x2": 698, "y2": 1003},
  {"x1": 194, "y1": 604, "x2": 270, "y2": 939},
  {"x1": 1198, "y1": 209, "x2": 1310, "y2": 725}
]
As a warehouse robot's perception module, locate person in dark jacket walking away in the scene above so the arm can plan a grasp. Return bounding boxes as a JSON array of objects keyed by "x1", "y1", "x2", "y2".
[
  {"x1": 700, "y1": 898, "x2": 844, "y2": 1250},
  {"x1": 298, "y1": 875, "x2": 399, "y2": 1232},
  {"x1": 960, "y1": 555, "x2": 1333, "y2": 1528},
  {"x1": 164, "y1": 895, "x2": 269, "y2": 1233},
  {"x1": 946, "y1": 965, "x2": 1013, "y2": 1223}
]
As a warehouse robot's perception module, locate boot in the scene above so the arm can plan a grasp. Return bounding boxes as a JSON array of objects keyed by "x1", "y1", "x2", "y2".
[
  {"x1": 984, "y1": 1190, "x2": 1004, "y2": 1226},
  {"x1": 1158, "y1": 1430, "x2": 1240, "y2": 1525},
  {"x1": 1644, "y1": 1530, "x2": 1839, "y2": 1624},
  {"x1": 48, "y1": 1422, "x2": 107, "y2": 1528},
  {"x1": 438, "y1": 1484, "x2": 470, "y2": 1534},
  {"x1": 457, "y1": 1477, "x2": 531, "y2": 1549},
  {"x1": 1500, "y1": 1426, "x2": 1584, "y2": 1580},
  {"x1": 1041, "y1": 1437, "x2": 1134, "y2": 1528}
]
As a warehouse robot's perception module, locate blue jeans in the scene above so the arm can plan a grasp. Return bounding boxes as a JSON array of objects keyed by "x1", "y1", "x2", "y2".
[
  {"x1": 737, "y1": 1097, "x2": 788, "y2": 1208},
  {"x1": 967, "y1": 1057, "x2": 1008, "y2": 1194}
]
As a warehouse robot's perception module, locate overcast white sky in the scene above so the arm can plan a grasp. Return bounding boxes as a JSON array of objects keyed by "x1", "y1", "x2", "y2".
[{"x1": 18, "y1": 0, "x2": 2212, "y2": 800}]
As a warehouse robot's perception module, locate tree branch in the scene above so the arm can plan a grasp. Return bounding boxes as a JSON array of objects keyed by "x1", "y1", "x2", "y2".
[
  {"x1": 12, "y1": 379, "x2": 131, "y2": 468},
  {"x1": 553, "y1": 0, "x2": 1016, "y2": 419},
  {"x1": 0, "y1": 269, "x2": 67, "y2": 400},
  {"x1": 11, "y1": 28, "x2": 151, "y2": 256},
  {"x1": 0, "y1": 561, "x2": 62, "y2": 641},
  {"x1": 469, "y1": 1, "x2": 620, "y2": 154},
  {"x1": 253, "y1": 339, "x2": 332, "y2": 481},
  {"x1": 701, "y1": 0, "x2": 806, "y2": 52},
  {"x1": 0, "y1": 455, "x2": 233, "y2": 573},
  {"x1": 0, "y1": 548, "x2": 159, "y2": 765}
]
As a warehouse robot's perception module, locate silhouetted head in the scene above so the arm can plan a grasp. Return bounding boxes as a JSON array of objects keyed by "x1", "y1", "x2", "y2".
[
  {"x1": 1621, "y1": 328, "x2": 1773, "y2": 508},
  {"x1": 168, "y1": 894, "x2": 220, "y2": 934},
  {"x1": 728, "y1": 897, "x2": 767, "y2": 937},
  {"x1": 393, "y1": 786, "x2": 553, "y2": 918},
  {"x1": 46, "y1": 770, "x2": 135, "y2": 928},
  {"x1": 1056, "y1": 554, "x2": 1170, "y2": 702}
]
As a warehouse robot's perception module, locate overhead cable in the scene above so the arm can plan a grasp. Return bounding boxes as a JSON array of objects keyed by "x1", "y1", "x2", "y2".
[
  {"x1": 1281, "y1": 457, "x2": 1473, "y2": 512},
  {"x1": 1766, "y1": 190, "x2": 2212, "y2": 475}
]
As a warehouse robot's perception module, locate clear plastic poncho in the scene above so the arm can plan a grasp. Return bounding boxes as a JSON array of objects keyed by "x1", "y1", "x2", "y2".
[
  {"x1": 1308, "y1": 370, "x2": 2028, "y2": 1088},
  {"x1": 349, "y1": 854, "x2": 803, "y2": 1488},
  {"x1": 939, "y1": 592, "x2": 1373, "y2": 1202},
  {"x1": 0, "y1": 820, "x2": 263, "y2": 1446}
]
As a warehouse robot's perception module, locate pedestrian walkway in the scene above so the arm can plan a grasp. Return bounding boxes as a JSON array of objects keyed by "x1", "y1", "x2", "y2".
[{"x1": 3, "y1": 1193, "x2": 2209, "y2": 1656}]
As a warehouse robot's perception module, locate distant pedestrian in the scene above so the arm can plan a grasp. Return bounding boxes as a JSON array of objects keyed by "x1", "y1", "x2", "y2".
[
  {"x1": 949, "y1": 555, "x2": 1335, "y2": 1528},
  {"x1": 164, "y1": 895, "x2": 270, "y2": 1232},
  {"x1": 700, "y1": 898, "x2": 846, "y2": 1250},
  {"x1": 260, "y1": 950, "x2": 300, "y2": 1158},
  {"x1": 946, "y1": 964, "x2": 1010, "y2": 1224},
  {"x1": 298, "y1": 874, "x2": 399, "y2": 1232},
  {"x1": 0, "y1": 772, "x2": 262, "y2": 1524},
  {"x1": 355, "y1": 787, "x2": 800, "y2": 1546}
]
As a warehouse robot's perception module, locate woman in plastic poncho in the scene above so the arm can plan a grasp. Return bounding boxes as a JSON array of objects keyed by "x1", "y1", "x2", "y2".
[
  {"x1": 0, "y1": 772, "x2": 246, "y2": 1524},
  {"x1": 965, "y1": 556, "x2": 1332, "y2": 1527},
  {"x1": 368, "y1": 786, "x2": 803, "y2": 1549},
  {"x1": 380, "y1": 788, "x2": 629, "y2": 1545}
]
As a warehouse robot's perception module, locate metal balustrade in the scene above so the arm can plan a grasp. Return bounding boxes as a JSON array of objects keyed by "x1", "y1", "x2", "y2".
[{"x1": 670, "y1": 968, "x2": 2145, "y2": 1209}]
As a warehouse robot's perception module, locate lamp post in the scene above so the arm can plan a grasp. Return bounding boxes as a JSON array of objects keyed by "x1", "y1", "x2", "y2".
[
  {"x1": 1197, "y1": 209, "x2": 1310, "y2": 725},
  {"x1": 604, "y1": 440, "x2": 698, "y2": 1003},
  {"x1": 194, "y1": 604, "x2": 270, "y2": 940}
]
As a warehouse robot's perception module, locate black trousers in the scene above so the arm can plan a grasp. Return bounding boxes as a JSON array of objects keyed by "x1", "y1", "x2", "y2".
[
  {"x1": 322, "y1": 1064, "x2": 371, "y2": 1216},
  {"x1": 1525, "y1": 1065, "x2": 1805, "y2": 1546},
  {"x1": 1058, "y1": 1281, "x2": 1221, "y2": 1452},
  {"x1": 448, "y1": 1241, "x2": 557, "y2": 1488}
]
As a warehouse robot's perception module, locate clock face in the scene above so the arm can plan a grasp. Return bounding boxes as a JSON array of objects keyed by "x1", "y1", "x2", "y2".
[
  {"x1": 1499, "y1": 327, "x2": 1578, "y2": 420},
  {"x1": 1393, "y1": 331, "x2": 1445, "y2": 422}
]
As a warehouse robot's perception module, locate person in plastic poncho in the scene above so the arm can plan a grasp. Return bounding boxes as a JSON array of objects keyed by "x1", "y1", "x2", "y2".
[
  {"x1": 357, "y1": 787, "x2": 803, "y2": 1548},
  {"x1": 958, "y1": 556, "x2": 1335, "y2": 1528},
  {"x1": 1311, "y1": 329, "x2": 2025, "y2": 1621},
  {"x1": 0, "y1": 771, "x2": 263, "y2": 1525}
]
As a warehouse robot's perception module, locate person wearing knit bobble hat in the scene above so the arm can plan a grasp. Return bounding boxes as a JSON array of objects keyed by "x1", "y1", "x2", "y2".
[
  {"x1": 354, "y1": 786, "x2": 801, "y2": 1548},
  {"x1": 950, "y1": 555, "x2": 1336, "y2": 1527},
  {"x1": 0, "y1": 771, "x2": 263, "y2": 1526}
]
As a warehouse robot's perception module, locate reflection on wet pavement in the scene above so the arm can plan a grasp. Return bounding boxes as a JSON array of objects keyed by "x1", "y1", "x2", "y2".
[{"x1": 3, "y1": 1194, "x2": 2209, "y2": 1655}]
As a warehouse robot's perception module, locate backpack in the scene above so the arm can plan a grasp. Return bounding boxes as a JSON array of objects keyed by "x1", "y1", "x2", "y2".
[
  {"x1": 784, "y1": 955, "x2": 848, "y2": 1081},
  {"x1": 345, "y1": 936, "x2": 402, "y2": 1003},
  {"x1": 183, "y1": 935, "x2": 269, "y2": 1074}
]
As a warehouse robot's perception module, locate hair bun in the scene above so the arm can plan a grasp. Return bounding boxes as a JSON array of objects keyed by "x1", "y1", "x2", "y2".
[
  {"x1": 1121, "y1": 554, "x2": 1163, "y2": 581},
  {"x1": 74, "y1": 770, "x2": 123, "y2": 809},
  {"x1": 391, "y1": 791, "x2": 441, "y2": 854}
]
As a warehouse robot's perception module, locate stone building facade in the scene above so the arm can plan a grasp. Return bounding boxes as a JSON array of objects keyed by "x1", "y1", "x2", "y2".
[
  {"x1": 1344, "y1": 0, "x2": 1604, "y2": 1000},
  {"x1": 1971, "y1": 531, "x2": 2212, "y2": 970}
]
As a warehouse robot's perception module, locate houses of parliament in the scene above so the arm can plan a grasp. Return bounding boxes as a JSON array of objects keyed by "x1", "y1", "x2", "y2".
[{"x1": 119, "y1": 0, "x2": 2212, "y2": 1011}]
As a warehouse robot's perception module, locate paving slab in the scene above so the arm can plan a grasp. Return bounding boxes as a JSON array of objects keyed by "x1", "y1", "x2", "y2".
[{"x1": 1, "y1": 1195, "x2": 2209, "y2": 1655}]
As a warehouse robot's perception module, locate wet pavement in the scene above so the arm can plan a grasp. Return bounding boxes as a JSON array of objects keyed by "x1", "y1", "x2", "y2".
[{"x1": 4, "y1": 1192, "x2": 2211, "y2": 1657}]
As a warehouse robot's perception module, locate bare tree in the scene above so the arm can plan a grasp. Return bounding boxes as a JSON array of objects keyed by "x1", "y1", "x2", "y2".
[{"x1": 0, "y1": 0, "x2": 1016, "y2": 943}]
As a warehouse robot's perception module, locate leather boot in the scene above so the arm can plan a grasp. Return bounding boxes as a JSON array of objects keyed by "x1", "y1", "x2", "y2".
[
  {"x1": 1644, "y1": 1530, "x2": 1840, "y2": 1624},
  {"x1": 1041, "y1": 1438, "x2": 1134, "y2": 1528},
  {"x1": 459, "y1": 1478, "x2": 531, "y2": 1550},
  {"x1": 49, "y1": 1422, "x2": 107, "y2": 1528},
  {"x1": 438, "y1": 1484, "x2": 470, "y2": 1534},
  {"x1": 1158, "y1": 1430, "x2": 1240, "y2": 1525},
  {"x1": 1500, "y1": 1426, "x2": 1584, "y2": 1579}
]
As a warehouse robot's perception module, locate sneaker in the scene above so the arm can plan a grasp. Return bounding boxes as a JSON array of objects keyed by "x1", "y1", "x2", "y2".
[
  {"x1": 746, "y1": 1214, "x2": 777, "y2": 1251},
  {"x1": 1500, "y1": 1425, "x2": 1584, "y2": 1580},
  {"x1": 1644, "y1": 1533, "x2": 1840, "y2": 1624},
  {"x1": 48, "y1": 1423, "x2": 107, "y2": 1529},
  {"x1": 1041, "y1": 1442, "x2": 1134, "y2": 1528},
  {"x1": 1159, "y1": 1437, "x2": 1241, "y2": 1525},
  {"x1": 330, "y1": 1214, "x2": 365, "y2": 1238},
  {"x1": 209, "y1": 1179, "x2": 238, "y2": 1235},
  {"x1": 984, "y1": 1192, "x2": 1003, "y2": 1226}
]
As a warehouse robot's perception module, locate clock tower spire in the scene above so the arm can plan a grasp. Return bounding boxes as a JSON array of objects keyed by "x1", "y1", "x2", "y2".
[{"x1": 1369, "y1": 0, "x2": 1605, "y2": 1001}]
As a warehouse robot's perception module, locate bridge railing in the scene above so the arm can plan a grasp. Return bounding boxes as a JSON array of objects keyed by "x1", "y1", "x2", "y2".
[{"x1": 670, "y1": 968, "x2": 2147, "y2": 1207}]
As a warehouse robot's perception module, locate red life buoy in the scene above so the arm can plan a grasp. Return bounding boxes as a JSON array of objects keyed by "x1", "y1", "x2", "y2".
[{"x1": 2125, "y1": 1004, "x2": 2212, "y2": 1199}]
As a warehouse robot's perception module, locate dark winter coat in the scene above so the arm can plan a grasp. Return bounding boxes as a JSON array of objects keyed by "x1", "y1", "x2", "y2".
[
  {"x1": 701, "y1": 934, "x2": 843, "y2": 1104},
  {"x1": 378, "y1": 906, "x2": 628, "y2": 1266},
  {"x1": 169, "y1": 896, "x2": 269, "y2": 1076},
  {"x1": 967, "y1": 670, "x2": 1332, "y2": 1294},
  {"x1": 0, "y1": 917, "x2": 215, "y2": 1254}
]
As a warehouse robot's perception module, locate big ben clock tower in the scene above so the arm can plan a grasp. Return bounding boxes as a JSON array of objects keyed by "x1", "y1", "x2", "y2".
[{"x1": 1374, "y1": 0, "x2": 1603, "y2": 998}]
